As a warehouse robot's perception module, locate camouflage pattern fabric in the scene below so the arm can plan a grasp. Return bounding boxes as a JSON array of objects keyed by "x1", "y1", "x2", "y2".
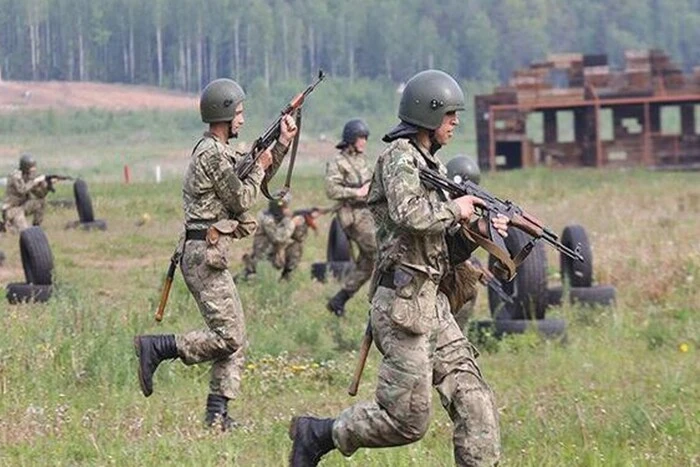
[
  {"x1": 2, "y1": 169, "x2": 49, "y2": 232},
  {"x1": 176, "y1": 132, "x2": 287, "y2": 400},
  {"x1": 325, "y1": 146, "x2": 377, "y2": 294},
  {"x1": 243, "y1": 210, "x2": 308, "y2": 273},
  {"x1": 332, "y1": 138, "x2": 501, "y2": 466}
]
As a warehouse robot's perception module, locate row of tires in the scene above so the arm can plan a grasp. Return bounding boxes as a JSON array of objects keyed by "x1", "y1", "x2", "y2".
[{"x1": 316, "y1": 219, "x2": 615, "y2": 318}]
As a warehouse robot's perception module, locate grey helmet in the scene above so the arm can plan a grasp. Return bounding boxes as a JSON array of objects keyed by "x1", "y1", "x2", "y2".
[
  {"x1": 398, "y1": 69, "x2": 465, "y2": 130},
  {"x1": 268, "y1": 192, "x2": 291, "y2": 220},
  {"x1": 446, "y1": 155, "x2": 481, "y2": 185},
  {"x1": 199, "y1": 78, "x2": 246, "y2": 123},
  {"x1": 19, "y1": 153, "x2": 36, "y2": 173},
  {"x1": 339, "y1": 119, "x2": 370, "y2": 148}
]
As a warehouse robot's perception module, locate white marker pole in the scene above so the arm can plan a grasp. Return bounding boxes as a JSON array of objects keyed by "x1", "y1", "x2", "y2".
[{"x1": 155, "y1": 165, "x2": 162, "y2": 184}]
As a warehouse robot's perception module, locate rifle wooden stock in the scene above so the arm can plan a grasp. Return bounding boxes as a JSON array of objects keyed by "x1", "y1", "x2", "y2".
[
  {"x1": 154, "y1": 259, "x2": 177, "y2": 322},
  {"x1": 348, "y1": 322, "x2": 373, "y2": 397}
]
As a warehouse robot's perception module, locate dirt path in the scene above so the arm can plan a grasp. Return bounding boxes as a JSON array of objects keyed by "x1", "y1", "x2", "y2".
[{"x1": 0, "y1": 81, "x2": 198, "y2": 111}]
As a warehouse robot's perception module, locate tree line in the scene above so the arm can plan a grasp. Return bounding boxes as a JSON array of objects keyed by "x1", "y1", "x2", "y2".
[{"x1": 2, "y1": 0, "x2": 700, "y2": 91}]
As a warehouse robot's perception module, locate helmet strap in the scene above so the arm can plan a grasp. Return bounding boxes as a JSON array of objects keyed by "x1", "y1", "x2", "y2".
[{"x1": 428, "y1": 131, "x2": 442, "y2": 155}]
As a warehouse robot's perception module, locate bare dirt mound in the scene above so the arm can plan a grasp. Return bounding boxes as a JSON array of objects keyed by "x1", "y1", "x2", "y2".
[{"x1": 0, "y1": 81, "x2": 198, "y2": 112}]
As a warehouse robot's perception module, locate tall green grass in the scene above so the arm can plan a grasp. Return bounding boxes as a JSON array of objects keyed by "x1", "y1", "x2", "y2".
[{"x1": 0, "y1": 163, "x2": 698, "y2": 465}]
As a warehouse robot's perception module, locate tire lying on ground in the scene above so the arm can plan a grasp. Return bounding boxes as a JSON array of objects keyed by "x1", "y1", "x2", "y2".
[
  {"x1": 20, "y1": 226, "x2": 54, "y2": 285},
  {"x1": 73, "y1": 178, "x2": 95, "y2": 223},
  {"x1": 326, "y1": 217, "x2": 351, "y2": 262},
  {"x1": 560, "y1": 224, "x2": 593, "y2": 287},
  {"x1": 494, "y1": 318, "x2": 567, "y2": 339},
  {"x1": 547, "y1": 285, "x2": 616, "y2": 307},
  {"x1": 6, "y1": 282, "x2": 53, "y2": 304},
  {"x1": 468, "y1": 318, "x2": 567, "y2": 341},
  {"x1": 488, "y1": 228, "x2": 548, "y2": 320},
  {"x1": 311, "y1": 261, "x2": 354, "y2": 282}
]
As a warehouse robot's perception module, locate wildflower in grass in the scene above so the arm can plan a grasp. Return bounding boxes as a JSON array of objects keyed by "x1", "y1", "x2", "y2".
[{"x1": 679, "y1": 343, "x2": 689, "y2": 353}]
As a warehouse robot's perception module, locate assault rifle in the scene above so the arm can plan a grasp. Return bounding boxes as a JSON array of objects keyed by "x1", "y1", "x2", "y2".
[
  {"x1": 154, "y1": 245, "x2": 182, "y2": 322},
  {"x1": 419, "y1": 168, "x2": 584, "y2": 281},
  {"x1": 44, "y1": 174, "x2": 74, "y2": 192},
  {"x1": 236, "y1": 70, "x2": 326, "y2": 200},
  {"x1": 292, "y1": 206, "x2": 334, "y2": 232},
  {"x1": 468, "y1": 258, "x2": 512, "y2": 304}
]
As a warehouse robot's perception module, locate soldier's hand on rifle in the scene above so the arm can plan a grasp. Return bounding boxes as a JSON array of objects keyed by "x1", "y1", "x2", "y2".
[
  {"x1": 257, "y1": 148, "x2": 274, "y2": 170},
  {"x1": 475, "y1": 213, "x2": 509, "y2": 238},
  {"x1": 292, "y1": 215, "x2": 306, "y2": 227},
  {"x1": 278, "y1": 114, "x2": 298, "y2": 147},
  {"x1": 454, "y1": 195, "x2": 486, "y2": 221},
  {"x1": 356, "y1": 182, "x2": 370, "y2": 198}
]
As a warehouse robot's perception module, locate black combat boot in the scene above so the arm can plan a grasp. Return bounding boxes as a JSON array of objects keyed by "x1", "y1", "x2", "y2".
[
  {"x1": 280, "y1": 267, "x2": 294, "y2": 281},
  {"x1": 326, "y1": 289, "x2": 351, "y2": 317},
  {"x1": 204, "y1": 393, "x2": 237, "y2": 431},
  {"x1": 288, "y1": 416, "x2": 336, "y2": 467},
  {"x1": 133, "y1": 334, "x2": 178, "y2": 397}
]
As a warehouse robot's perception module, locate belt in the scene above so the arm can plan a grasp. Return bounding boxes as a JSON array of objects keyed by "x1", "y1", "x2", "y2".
[
  {"x1": 185, "y1": 229, "x2": 208, "y2": 241},
  {"x1": 378, "y1": 271, "x2": 395, "y2": 290}
]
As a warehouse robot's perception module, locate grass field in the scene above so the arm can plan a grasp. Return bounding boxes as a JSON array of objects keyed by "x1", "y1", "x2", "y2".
[{"x1": 0, "y1": 141, "x2": 699, "y2": 465}]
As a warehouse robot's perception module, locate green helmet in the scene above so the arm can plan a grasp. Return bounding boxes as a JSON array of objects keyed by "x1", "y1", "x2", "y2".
[
  {"x1": 19, "y1": 153, "x2": 36, "y2": 173},
  {"x1": 398, "y1": 69, "x2": 465, "y2": 130},
  {"x1": 199, "y1": 78, "x2": 246, "y2": 123},
  {"x1": 446, "y1": 155, "x2": 481, "y2": 185}
]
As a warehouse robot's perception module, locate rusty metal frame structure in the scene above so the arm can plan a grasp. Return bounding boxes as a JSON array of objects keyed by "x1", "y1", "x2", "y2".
[{"x1": 485, "y1": 92, "x2": 700, "y2": 170}]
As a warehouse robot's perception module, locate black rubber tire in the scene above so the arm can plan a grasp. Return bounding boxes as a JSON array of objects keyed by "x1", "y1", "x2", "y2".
[
  {"x1": 0, "y1": 249, "x2": 5, "y2": 267},
  {"x1": 6, "y1": 282, "x2": 52, "y2": 304},
  {"x1": 311, "y1": 262, "x2": 328, "y2": 282},
  {"x1": 19, "y1": 226, "x2": 54, "y2": 285},
  {"x1": 79, "y1": 219, "x2": 108, "y2": 231},
  {"x1": 547, "y1": 285, "x2": 616, "y2": 307},
  {"x1": 326, "y1": 217, "x2": 351, "y2": 262},
  {"x1": 488, "y1": 228, "x2": 548, "y2": 320},
  {"x1": 560, "y1": 224, "x2": 593, "y2": 287},
  {"x1": 73, "y1": 178, "x2": 95, "y2": 223},
  {"x1": 494, "y1": 318, "x2": 567, "y2": 339}
]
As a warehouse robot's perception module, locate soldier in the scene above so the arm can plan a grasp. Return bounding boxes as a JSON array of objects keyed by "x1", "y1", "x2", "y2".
[
  {"x1": 240, "y1": 194, "x2": 310, "y2": 281},
  {"x1": 289, "y1": 70, "x2": 506, "y2": 466},
  {"x1": 325, "y1": 118, "x2": 377, "y2": 317},
  {"x1": 133, "y1": 78, "x2": 298, "y2": 429},
  {"x1": 2, "y1": 154, "x2": 50, "y2": 232}
]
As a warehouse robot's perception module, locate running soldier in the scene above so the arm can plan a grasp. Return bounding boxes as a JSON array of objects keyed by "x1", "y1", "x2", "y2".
[
  {"x1": 133, "y1": 78, "x2": 298, "y2": 429},
  {"x1": 289, "y1": 70, "x2": 505, "y2": 466}
]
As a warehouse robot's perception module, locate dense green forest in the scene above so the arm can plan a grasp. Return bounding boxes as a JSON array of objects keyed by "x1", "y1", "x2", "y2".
[{"x1": 2, "y1": 0, "x2": 700, "y2": 91}]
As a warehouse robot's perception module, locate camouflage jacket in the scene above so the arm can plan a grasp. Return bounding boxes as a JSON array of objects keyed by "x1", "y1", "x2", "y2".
[
  {"x1": 182, "y1": 132, "x2": 287, "y2": 230},
  {"x1": 367, "y1": 138, "x2": 462, "y2": 280},
  {"x1": 325, "y1": 147, "x2": 372, "y2": 205},
  {"x1": 3, "y1": 169, "x2": 49, "y2": 208},
  {"x1": 255, "y1": 211, "x2": 295, "y2": 246}
]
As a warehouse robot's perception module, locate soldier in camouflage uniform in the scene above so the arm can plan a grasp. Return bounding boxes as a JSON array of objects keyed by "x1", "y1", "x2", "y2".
[
  {"x1": 289, "y1": 70, "x2": 506, "y2": 466},
  {"x1": 325, "y1": 119, "x2": 377, "y2": 316},
  {"x1": 240, "y1": 194, "x2": 309, "y2": 281},
  {"x1": 133, "y1": 78, "x2": 298, "y2": 429},
  {"x1": 2, "y1": 154, "x2": 50, "y2": 232}
]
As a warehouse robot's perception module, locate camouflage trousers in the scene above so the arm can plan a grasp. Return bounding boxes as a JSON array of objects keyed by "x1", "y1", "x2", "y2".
[
  {"x1": 337, "y1": 207, "x2": 377, "y2": 294},
  {"x1": 3, "y1": 198, "x2": 45, "y2": 232},
  {"x1": 333, "y1": 284, "x2": 501, "y2": 466},
  {"x1": 176, "y1": 239, "x2": 247, "y2": 400},
  {"x1": 243, "y1": 223, "x2": 308, "y2": 274}
]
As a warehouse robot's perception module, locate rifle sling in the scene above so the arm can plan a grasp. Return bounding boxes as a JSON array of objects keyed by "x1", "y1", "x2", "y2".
[
  {"x1": 460, "y1": 224, "x2": 519, "y2": 282},
  {"x1": 261, "y1": 110, "x2": 302, "y2": 200}
]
